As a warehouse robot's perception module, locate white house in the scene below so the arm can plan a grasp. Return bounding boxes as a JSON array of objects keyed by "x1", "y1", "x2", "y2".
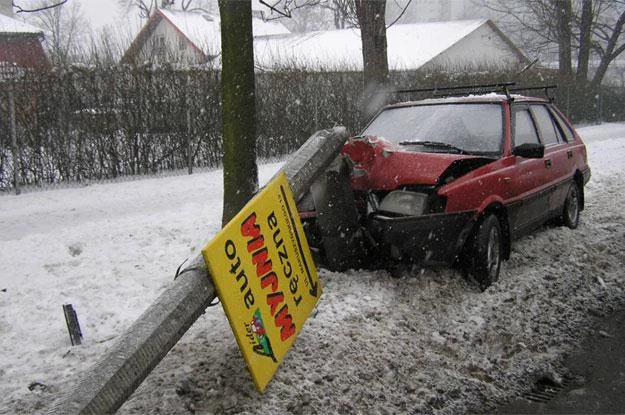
[
  {"x1": 122, "y1": 8, "x2": 530, "y2": 74},
  {"x1": 254, "y1": 19, "x2": 530, "y2": 72},
  {"x1": 121, "y1": 8, "x2": 290, "y2": 65}
]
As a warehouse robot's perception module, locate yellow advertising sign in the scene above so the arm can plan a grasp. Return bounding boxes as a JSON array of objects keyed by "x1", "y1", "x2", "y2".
[{"x1": 202, "y1": 172, "x2": 321, "y2": 393}]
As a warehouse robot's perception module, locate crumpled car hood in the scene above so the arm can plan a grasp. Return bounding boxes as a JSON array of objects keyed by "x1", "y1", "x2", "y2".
[{"x1": 342, "y1": 135, "x2": 495, "y2": 190}]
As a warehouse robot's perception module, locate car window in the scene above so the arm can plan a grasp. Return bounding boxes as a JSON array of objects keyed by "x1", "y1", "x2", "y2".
[
  {"x1": 514, "y1": 109, "x2": 540, "y2": 146},
  {"x1": 361, "y1": 103, "x2": 503, "y2": 154},
  {"x1": 531, "y1": 105, "x2": 561, "y2": 146},
  {"x1": 550, "y1": 108, "x2": 575, "y2": 142}
]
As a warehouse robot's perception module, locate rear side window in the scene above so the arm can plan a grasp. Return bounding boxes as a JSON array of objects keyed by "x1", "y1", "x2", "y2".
[
  {"x1": 514, "y1": 109, "x2": 540, "y2": 146},
  {"x1": 531, "y1": 105, "x2": 561, "y2": 145},
  {"x1": 550, "y1": 109, "x2": 575, "y2": 142}
]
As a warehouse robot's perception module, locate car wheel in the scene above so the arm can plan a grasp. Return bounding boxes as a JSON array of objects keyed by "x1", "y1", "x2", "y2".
[
  {"x1": 466, "y1": 214, "x2": 502, "y2": 291},
  {"x1": 562, "y1": 183, "x2": 581, "y2": 229}
]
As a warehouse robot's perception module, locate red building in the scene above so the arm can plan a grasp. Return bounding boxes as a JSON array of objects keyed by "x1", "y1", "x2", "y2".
[{"x1": 0, "y1": 13, "x2": 50, "y2": 71}]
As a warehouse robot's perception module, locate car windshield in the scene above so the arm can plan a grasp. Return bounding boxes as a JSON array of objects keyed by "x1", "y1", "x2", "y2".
[{"x1": 361, "y1": 103, "x2": 504, "y2": 155}]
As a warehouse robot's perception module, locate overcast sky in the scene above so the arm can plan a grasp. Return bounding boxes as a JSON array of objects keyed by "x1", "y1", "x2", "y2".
[{"x1": 75, "y1": 0, "x2": 122, "y2": 30}]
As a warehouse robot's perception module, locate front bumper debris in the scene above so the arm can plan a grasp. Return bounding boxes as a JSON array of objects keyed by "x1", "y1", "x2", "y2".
[{"x1": 369, "y1": 211, "x2": 475, "y2": 264}]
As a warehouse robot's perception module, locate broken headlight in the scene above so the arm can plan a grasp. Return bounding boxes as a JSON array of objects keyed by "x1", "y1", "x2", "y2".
[{"x1": 379, "y1": 190, "x2": 428, "y2": 216}]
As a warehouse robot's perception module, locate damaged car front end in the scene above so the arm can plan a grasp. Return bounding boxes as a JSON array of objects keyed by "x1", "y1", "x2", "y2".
[{"x1": 300, "y1": 92, "x2": 590, "y2": 290}]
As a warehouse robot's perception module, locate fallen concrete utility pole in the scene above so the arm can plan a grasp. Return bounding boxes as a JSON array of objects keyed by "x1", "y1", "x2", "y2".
[{"x1": 48, "y1": 127, "x2": 348, "y2": 414}]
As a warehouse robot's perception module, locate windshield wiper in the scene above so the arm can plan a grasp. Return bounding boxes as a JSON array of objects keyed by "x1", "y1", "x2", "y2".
[{"x1": 398, "y1": 140, "x2": 468, "y2": 154}]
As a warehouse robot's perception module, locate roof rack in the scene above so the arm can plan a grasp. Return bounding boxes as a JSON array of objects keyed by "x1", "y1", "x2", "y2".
[
  {"x1": 394, "y1": 82, "x2": 515, "y2": 99},
  {"x1": 509, "y1": 84, "x2": 557, "y2": 102},
  {"x1": 393, "y1": 82, "x2": 558, "y2": 101}
]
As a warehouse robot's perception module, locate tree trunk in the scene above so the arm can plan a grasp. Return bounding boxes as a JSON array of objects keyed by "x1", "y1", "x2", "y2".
[
  {"x1": 576, "y1": 0, "x2": 593, "y2": 82},
  {"x1": 219, "y1": 0, "x2": 258, "y2": 226},
  {"x1": 355, "y1": 0, "x2": 389, "y2": 121},
  {"x1": 554, "y1": 0, "x2": 573, "y2": 80}
]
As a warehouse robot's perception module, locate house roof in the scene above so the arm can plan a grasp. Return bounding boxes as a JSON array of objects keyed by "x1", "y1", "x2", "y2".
[
  {"x1": 122, "y1": 11, "x2": 529, "y2": 73},
  {"x1": 0, "y1": 13, "x2": 44, "y2": 35},
  {"x1": 254, "y1": 19, "x2": 529, "y2": 71},
  {"x1": 159, "y1": 9, "x2": 222, "y2": 58},
  {"x1": 122, "y1": 8, "x2": 290, "y2": 64}
]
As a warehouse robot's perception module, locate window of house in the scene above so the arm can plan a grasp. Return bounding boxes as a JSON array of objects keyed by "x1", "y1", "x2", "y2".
[
  {"x1": 151, "y1": 35, "x2": 166, "y2": 61},
  {"x1": 152, "y1": 35, "x2": 165, "y2": 51}
]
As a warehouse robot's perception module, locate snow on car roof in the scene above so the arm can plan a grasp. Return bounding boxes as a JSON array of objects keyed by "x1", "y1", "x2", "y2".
[{"x1": 386, "y1": 92, "x2": 550, "y2": 108}]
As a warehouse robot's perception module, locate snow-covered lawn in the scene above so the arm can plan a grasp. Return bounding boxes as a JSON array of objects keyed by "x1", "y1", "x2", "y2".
[{"x1": 1, "y1": 123, "x2": 624, "y2": 414}]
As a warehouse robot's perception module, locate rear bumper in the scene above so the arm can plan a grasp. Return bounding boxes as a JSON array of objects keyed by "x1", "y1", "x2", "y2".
[{"x1": 368, "y1": 211, "x2": 475, "y2": 264}]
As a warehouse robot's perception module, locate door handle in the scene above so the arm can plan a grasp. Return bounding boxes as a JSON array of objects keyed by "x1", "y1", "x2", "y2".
[
  {"x1": 567, "y1": 150, "x2": 573, "y2": 159},
  {"x1": 544, "y1": 159, "x2": 552, "y2": 168}
]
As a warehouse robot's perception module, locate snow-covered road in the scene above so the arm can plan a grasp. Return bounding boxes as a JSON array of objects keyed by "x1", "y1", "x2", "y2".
[{"x1": 1, "y1": 123, "x2": 624, "y2": 414}]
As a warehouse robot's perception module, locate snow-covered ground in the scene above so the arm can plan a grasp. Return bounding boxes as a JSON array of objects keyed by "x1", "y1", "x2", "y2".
[{"x1": 1, "y1": 123, "x2": 624, "y2": 414}]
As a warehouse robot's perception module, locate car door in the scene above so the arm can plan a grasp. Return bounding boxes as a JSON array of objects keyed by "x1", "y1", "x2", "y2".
[
  {"x1": 550, "y1": 106, "x2": 584, "y2": 209},
  {"x1": 508, "y1": 105, "x2": 550, "y2": 234},
  {"x1": 529, "y1": 104, "x2": 575, "y2": 215}
]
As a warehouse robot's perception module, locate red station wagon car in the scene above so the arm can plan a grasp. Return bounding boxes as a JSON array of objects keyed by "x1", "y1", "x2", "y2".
[{"x1": 301, "y1": 88, "x2": 591, "y2": 290}]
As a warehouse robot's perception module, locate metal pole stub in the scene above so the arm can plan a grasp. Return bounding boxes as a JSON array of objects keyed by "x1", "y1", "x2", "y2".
[{"x1": 62, "y1": 304, "x2": 83, "y2": 346}]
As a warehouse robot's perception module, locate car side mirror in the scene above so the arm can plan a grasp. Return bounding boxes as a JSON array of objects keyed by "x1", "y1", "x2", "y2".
[{"x1": 513, "y1": 143, "x2": 545, "y2": 159}]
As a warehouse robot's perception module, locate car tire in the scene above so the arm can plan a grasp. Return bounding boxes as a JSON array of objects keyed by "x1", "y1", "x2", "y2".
[
  {"x1": 562, "y1": 183, "x2": 581, "y2": 229},
  {"x1": 466, "y1": 214, "x2": 502, "y2": 291}
]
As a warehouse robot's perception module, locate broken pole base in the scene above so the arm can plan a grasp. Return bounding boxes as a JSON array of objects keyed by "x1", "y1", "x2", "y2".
[
  {"x1": 62, "y1": 304, "x2": 83, "y2": 346},
  {"x1": 50, "y1": 255, "x2": 214, "y2": 414},
  {"x1": 48, "y1": 127, "x2": 348, "y2": 414}
]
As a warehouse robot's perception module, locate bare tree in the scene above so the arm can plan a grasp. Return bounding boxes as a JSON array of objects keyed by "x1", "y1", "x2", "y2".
[
  {"x1": 259, "y1": 0, "x2": 323, "y2": 18},
  {"x1": 589, "y1": 0, "x2": 625, "y2": 86},
  {"x1": 117, "y1": 0, "x2": 156, "y2": 19},
  {"x1": 25, "y1": 0, "x2": 87, "y2": 66},
  {"x1": 86, "y1": 24, "x2": 138, "y2": 66},
  {"x1": 12, "y1": 0, "x2": 68, "y2": 13},
  {"x1": 316, "y1": 0, "x2": 411, "y2": 30},
  {"x1": 117, "y1": 0, "x2": 171, "y2": 20},
  {"x1": 258, "y1": 0, "x2": 357, "y2": 30},
  {"x1": 483, "y1": 0, "x2": 625, "y2": 86},
  {"x1": 117, "y1": 0, "x2": 213, "y2": 19},
  {"x1": 320, "y1": 0, "x2": 356, "y2": 29},
  {"x1": 258, "y1": 0, "x2": 344, "y2": 31},
  {"x1": 483, "y1": 1, "x2": 565, "y2": 69},
  {"x1": 279, "y1": 5, "x2": 336, "y2": 31}
]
